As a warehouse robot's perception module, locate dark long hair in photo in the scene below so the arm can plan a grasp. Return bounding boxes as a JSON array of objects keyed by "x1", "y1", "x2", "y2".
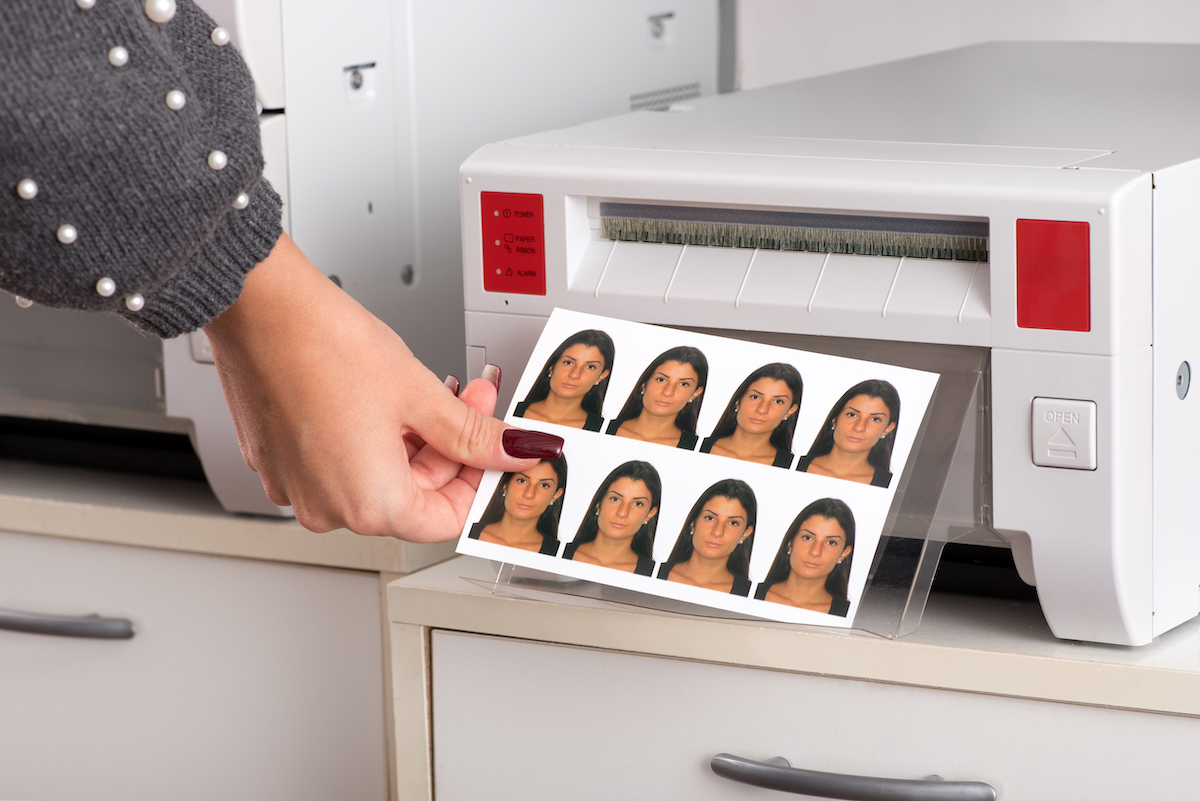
[
  {"x1": 475, "y1": 455, "x2": 569, "y2": 548},
  {"x1": 661, "y1": 478, "x2": 757, "y2": 579},
  {"x1": 759, "y1": 497, "x2": 856, "y2": 604},
  {"x1": 705, "y1": 363, "x2": 803, "y2": 455},
  {"x1": 518, "y1": 329, "x2": 616, "y2": 419},
  {"x1": 804, "y1": 379, "x2": 900, "y2": 474},
  {"x1": 607, "y1": 346, "x2": 709, "y2": 434},
  {"x1": 570, "y1": 460, "x2": 662, "y2": 561}
]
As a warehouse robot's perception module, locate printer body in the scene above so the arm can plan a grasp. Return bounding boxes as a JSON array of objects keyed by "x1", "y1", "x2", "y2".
[{"x1": 461, "y1": 42, "x2": 1200, "y2": 646}]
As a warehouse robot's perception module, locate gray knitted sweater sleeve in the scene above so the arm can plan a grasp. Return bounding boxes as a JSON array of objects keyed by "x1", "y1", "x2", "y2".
[{"x1": 0, "y1": 0, "x2": 282, "y2": 338}]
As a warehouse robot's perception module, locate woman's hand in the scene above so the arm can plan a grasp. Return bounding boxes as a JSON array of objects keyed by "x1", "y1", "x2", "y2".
[{"x1": 203, "y1": 233, "x2": 562, "y2": 542}]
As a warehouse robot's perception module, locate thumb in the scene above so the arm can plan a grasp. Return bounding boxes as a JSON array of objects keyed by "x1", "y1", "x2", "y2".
[{"x1": 408, "y1": 365, "x2": 563, "y2": 474}]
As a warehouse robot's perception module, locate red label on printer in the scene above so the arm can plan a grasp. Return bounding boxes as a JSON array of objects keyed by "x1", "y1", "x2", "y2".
[
  {"x1": 482, "y1": 192, "x2": 545, "y2": 295},
  {"x1": 1015, "y1": 219, "x2": 1090, "y2": 332}
]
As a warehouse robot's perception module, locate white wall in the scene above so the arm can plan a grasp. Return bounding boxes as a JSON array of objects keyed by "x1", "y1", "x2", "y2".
[{"x1": 737, "y1": 0, "x2": 1200, "y2": 89}]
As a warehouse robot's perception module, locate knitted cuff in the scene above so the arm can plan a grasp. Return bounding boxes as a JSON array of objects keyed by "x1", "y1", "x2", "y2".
[{"x1": 121, "y1": 178, "x2": 282, "y2": 337}]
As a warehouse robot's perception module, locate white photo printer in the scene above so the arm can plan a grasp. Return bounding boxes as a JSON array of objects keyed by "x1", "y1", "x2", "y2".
[{"x1": 460, "y1": 41, "x2": 1200, "y2": 646}]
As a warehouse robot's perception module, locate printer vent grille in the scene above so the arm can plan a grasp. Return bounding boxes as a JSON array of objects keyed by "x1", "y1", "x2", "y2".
[{"x1": 629, "y1": 82, "x2": 701, "y2": 112}]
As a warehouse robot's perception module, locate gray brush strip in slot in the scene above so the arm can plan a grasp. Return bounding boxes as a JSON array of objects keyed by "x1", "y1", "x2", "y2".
[
  {"x1": 599, "y1": 203, "x2": 989, "y2": 262},
  {"x1": 600, "y1": 203, "x2": 988, "y2": 237}
]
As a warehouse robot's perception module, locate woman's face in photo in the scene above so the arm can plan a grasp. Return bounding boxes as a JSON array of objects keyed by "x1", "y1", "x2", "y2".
[
  {"x1": 689, "y1": 495, "x2": 752, "y2": 561},
  {"x1": 736, "y1": 378, "x2": 797, "y2": 435},
  {"x1": 595, "y1": 477, "x2": 658, "y2": 541},
  {"x1": 641, "y1": 360, "x2": 702, "y2": 418},
  {"x1": 550, "y1": 344, "x2": 609, "y2": 400},
  {"x1": 832, "y1": 394, "x2": 896, "y2": 455},
  {"x1": 788, "y1": 515, "x2": 852, "y2": 581},
  {"x1": 503, "y1": 461, "x2": 563, "y2": 521}
]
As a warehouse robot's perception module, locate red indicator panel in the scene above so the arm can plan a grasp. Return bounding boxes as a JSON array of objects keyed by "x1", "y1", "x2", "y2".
[
  {"x1": 1016, "y1": 219, "x2": 1091, "y2": 332},
  {"x1": 481, "y1": 192, "x2": 545, "y2": 295}
]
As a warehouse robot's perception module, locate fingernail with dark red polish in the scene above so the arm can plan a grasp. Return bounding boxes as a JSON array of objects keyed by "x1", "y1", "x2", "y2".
[
  {"x1": 481, "y1": 363, "x2": 501, "y2": 392},
  {"x1": 503, "y1": 429, "x2": 564, "y2": 460},
  {"x1": 444, "y1": 375, "x2": 461, "y2": 396}
]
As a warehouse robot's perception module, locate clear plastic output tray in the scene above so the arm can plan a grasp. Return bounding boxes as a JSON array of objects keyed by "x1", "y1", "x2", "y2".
[{"x1": 474, "y1": 333, "x2": 989, "y2": 640}]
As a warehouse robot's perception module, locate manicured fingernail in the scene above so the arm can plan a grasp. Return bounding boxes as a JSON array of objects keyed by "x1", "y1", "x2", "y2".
[
  {"x1": 482, "y1": 363, "x2": 501, "y2": 392},
  {"x1": 444, "y1": 375, "x2": 461, "y2": 396},
  {"x1": 502, "y1": 428, "x2": 563, "y2": 460}
]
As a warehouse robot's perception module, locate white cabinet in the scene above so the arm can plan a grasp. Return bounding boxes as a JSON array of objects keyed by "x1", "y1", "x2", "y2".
[
  {"x1": 388, "y1": 557, "x2": 1200, "y2": 801},
  {"x1": 430, "y1": 631, "x2": 1200, "y2": 800},
  {"x1": 0, "y1": 530, "x2": 388, "y2": 801}
]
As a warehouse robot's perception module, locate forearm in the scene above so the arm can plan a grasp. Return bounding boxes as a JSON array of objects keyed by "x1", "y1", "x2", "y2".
[{"x1": 204, "y1": 233, "x2": 359, "y2": 373}]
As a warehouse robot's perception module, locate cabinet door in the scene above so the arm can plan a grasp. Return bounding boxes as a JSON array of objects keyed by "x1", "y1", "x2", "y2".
[
  {"x1": 0, "y1": 530, "x2": 386, "y2": 801},
  {"x1": 431, "y1": 630, "x2": 1200, "y2": 800}
]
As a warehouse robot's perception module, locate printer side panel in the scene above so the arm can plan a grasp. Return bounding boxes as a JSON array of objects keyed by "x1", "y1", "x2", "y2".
[
  {"x1": 992, "y1": 180, "x2": 1156, "y2": 646},
  {"x1": 1149, "y1": 158, "x2": 1200, "y2": 637},
  {"x1": 992, "y1": 347, "x2": 1154, "y2": 646}
]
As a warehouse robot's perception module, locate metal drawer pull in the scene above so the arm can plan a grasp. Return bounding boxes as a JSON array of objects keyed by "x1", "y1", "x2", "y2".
[
  {"x1": 711, "y1": 753, "x2": 996, "y2": 801},
  {"x1": 0, "y1": 607, "x2": 136, "y2": 640}
]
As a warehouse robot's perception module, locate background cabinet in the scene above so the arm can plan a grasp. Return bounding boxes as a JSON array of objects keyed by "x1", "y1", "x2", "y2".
[{"x1": 0, "y1": 530, "x2": 388, "y2": 801}]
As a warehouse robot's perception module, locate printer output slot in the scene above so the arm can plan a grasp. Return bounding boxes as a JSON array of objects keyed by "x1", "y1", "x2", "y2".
[
  {"x1": 568, "y1": 236, "x2": 991, "y2": 348},
  {"x1": 599, "y1": 202, "x2": 989, "y2": 262}
]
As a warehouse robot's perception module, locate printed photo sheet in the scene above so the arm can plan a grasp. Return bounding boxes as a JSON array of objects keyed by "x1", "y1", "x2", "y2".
[{"x1": 457, "y1": 309, "x2": 940, "y2": 627}]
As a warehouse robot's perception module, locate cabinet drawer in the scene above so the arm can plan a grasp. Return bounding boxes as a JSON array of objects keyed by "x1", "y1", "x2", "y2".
[
  {"x1": 0, "y1": 530, "x2": 387, "y2": 801},
  {"x1": 431, "y1": 630, "x2": 1199, "y2": 800}
]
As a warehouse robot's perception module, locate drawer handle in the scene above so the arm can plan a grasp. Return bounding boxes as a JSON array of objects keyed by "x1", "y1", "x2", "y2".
[
  {"x1": 711, "y1": 753, "x2": 996, "y2": 801},
  {"x1": 0, "y1": 607, "x2": 136, "y2": 640}
]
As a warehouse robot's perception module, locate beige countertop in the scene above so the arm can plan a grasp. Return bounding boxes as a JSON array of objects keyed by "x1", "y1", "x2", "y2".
[
  {"x1": 389, "y1": 555, "x2": 1200, "y2": 717},
  {"x1": 0, "y1": 459, "x2": 453, "y2": 573}
]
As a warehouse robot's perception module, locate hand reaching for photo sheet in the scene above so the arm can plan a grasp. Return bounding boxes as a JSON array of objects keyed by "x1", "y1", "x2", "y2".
[{"x1": 203, "y1": 233, "x2": 563, "y2": 542}]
